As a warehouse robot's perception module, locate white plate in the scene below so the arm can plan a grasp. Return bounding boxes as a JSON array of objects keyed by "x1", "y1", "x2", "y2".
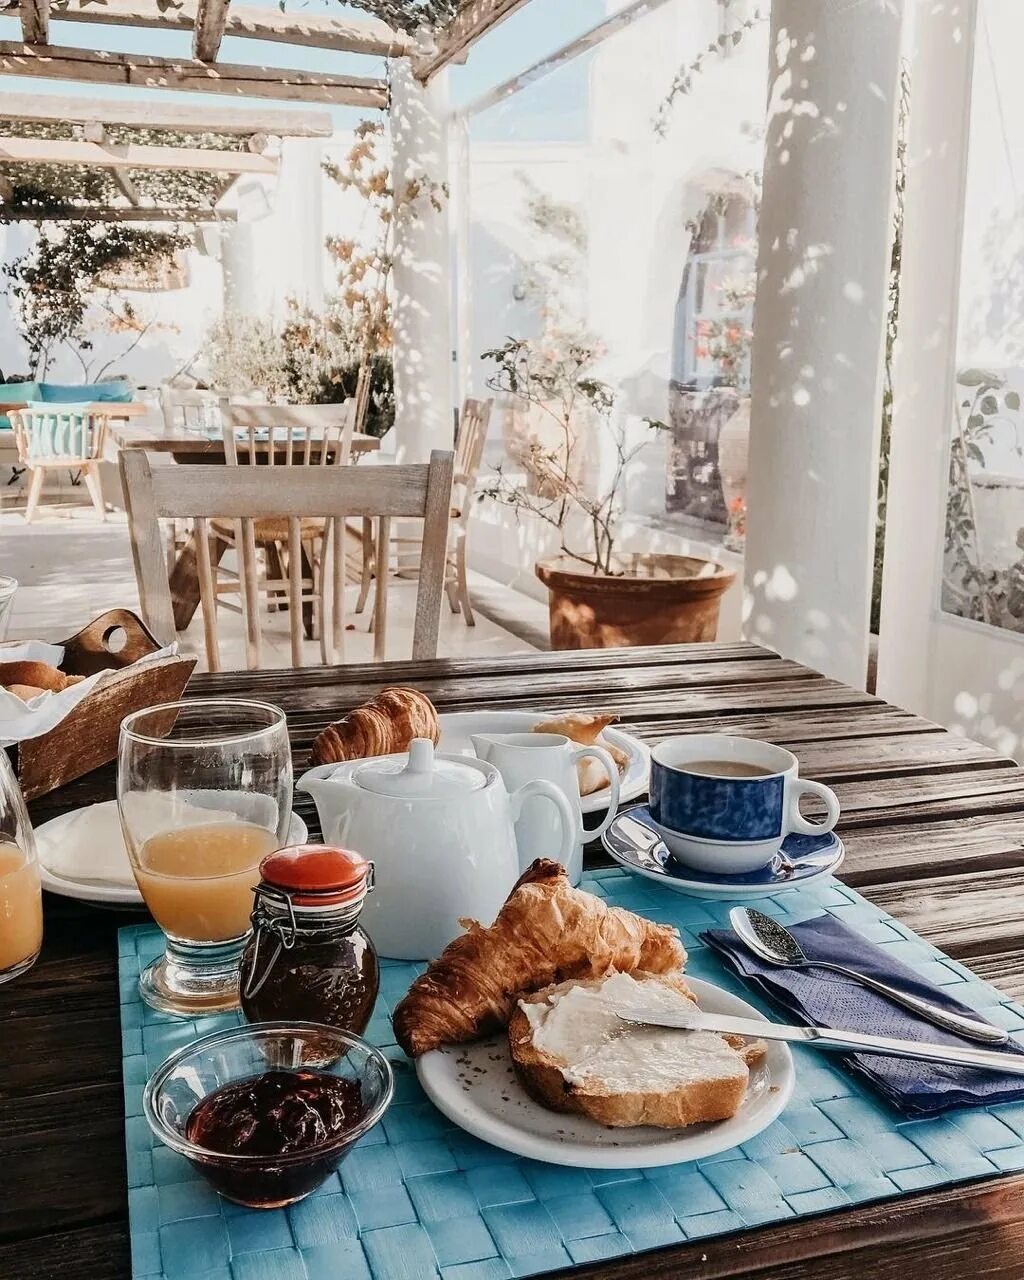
[
  {"x1": 416, "y1": 976, "x2": 794, "y2": 1168},
  {"x1": 36, "y1": 807, "x2": 308, "y2": 909},
  {"x1": 436, "y1": 711, "x2": 649, "y2": 815}
]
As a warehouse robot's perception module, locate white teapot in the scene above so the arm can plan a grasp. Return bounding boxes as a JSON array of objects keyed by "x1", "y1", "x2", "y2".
[{"x1": 296, "y1": 738, "x2": 575, "y2": 961}]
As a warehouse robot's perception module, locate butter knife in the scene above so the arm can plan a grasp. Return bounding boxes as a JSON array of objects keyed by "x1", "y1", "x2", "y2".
[{"x1": 615, "y1": 1008, "x2": 1024, "y2": 1076}]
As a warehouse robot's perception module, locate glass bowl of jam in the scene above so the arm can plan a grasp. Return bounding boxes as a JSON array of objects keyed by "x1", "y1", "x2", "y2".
[{"x1": 143, "y1": 1021, "x2": 394, "y2": 1208}]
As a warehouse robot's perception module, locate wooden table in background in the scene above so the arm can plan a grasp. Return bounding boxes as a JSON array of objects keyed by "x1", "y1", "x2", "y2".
[
  {"x1": 110, "y1": 419, "x2": 381, "y2": 461},
  {"x1": 6, "y1": 643, "x2": 1024, "y2": 1279}
]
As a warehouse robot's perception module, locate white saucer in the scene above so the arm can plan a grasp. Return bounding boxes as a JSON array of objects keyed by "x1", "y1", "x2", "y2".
[
  {"x1": 437, "y1": 710, "x2": 649, "y2": 815},
  {"x1": 36, "y1": 806, "x2": 308, "y2": 909},
  {"x1": 416, "y1": 976, "x2": 794, "y2": 1169}
]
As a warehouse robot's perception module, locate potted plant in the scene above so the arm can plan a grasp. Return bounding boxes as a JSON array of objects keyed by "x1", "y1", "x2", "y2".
[{"x1": 482, "y1": 337, "x2": 735, "y2": 650}]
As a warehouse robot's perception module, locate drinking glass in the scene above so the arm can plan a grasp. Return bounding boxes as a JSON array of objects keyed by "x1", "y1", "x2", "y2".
[
  {"x1": 0, "y1": 749, "x2": 42, "y2": 984},
  {"x1": 118, "y1": 700, "x2": 292, "y2": 1016}
]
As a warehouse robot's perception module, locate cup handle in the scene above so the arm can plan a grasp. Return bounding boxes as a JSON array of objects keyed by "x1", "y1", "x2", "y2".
[
  {"x1": 511, "y1": 779, "x2": 578, "y2": 873},
  {"x1": 571, "y1": 745, "x2": 621, "y2": 840},
  {"x1": 788, "y1": 778, "x2": 841, "y2": 836}
]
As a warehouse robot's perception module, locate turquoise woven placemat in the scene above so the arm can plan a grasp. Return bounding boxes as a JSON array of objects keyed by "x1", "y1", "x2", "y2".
[{"x1": 120, "y1": 871, "x2": 1024, "y2": 1280}]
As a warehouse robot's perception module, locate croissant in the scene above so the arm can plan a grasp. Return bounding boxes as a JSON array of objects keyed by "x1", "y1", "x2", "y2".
[
  {"x1": 311, "y1": 686, "x2": 439, "y2": 766},
  {"x1": 533, "y1": 712, "x2": 630, "y2": 795},
  {"x1": 392, "y1": 859, "x2": 686, "y2": 1057},
  {"x1": 0, "y1": 661, "x2": 82, "y2": 694}
]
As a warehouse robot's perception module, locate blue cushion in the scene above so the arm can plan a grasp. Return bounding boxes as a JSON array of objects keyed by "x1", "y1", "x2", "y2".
[
  {"x1": 18, "y1": 402, "x2": 93, "y2": 459},
  {"x1": 0, "y1": 381, "x2": 40, "y2": 430},
  {"x1": 39, "y1": 379, "x2": 132, "y2": 404}
]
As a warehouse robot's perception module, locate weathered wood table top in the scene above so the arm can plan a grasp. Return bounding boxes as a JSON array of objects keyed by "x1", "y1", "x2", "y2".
[
  {"x1": 110, "y1": 420, "x2": 380, "y2": 458},
  {"x1": 6, "y1": 642, "x2": 1024, "y2": 1280}
]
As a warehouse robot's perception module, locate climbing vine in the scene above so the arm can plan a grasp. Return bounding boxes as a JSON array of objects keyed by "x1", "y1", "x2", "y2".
[{"x1": 3, "y1": 222, "x2": 188, "y2": 378}]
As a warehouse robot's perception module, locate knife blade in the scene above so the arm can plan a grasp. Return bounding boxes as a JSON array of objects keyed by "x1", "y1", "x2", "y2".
[{"x1": 615, "y1": 1007, "x2": 1024, "y2": 1076}]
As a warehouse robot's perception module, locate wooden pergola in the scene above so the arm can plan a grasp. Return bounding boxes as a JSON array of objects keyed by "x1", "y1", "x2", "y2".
[{"x1": 0, "y1": 0, "x2": 530, "y2": 98}]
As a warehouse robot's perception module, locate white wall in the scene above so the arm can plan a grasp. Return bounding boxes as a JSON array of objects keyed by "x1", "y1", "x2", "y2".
[{"x1": 460, "y1": 0, "x2": 767, "y2": 623}]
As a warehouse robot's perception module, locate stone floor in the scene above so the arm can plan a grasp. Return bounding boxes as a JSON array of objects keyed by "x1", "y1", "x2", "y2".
[{"x1": 0, "y1": 490, "x2": 547, "y2": 670}]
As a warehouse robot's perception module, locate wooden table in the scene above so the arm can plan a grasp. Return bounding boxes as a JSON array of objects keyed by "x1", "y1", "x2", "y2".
[
  {"x1": 7, "y1": 643, "x2": 1024, "y2": 1280},
  {"x1": 110, "y1": 419, "x2": 381, "y2": 460}
]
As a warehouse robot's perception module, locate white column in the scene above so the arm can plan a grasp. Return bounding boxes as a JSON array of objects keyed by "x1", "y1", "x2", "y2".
[
  {"x1": 743, "y1": 0, "x2": 906, "y2": 686},
  {"x1": 220, "y1": 222, "x2": 261, "y2": 317},
  {"x1": 876, "y1": 0, "x2": 978, "y2": 711},
  {"x1": 390, "y1": 58, "x2": 455, "y2": 462},
  {"x1": 272, "y1": 138, "x2": 326, "y2": 314}
]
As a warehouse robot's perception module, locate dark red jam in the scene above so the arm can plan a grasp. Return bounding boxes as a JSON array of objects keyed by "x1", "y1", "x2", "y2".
[{"x1": 184, "y1": 1070, "x2": 367, "y2": 1207}]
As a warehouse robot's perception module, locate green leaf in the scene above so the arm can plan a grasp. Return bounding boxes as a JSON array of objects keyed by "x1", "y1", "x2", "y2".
[
  {"x1": 980, "y1": 394, "x2": 1000, "y2": 414},
  {"x1": 1006, "y1": 390, "x2": 1021, "y2": 410},
  {"x1": 967, "y1": 414, "x2": 985, "y2": 429},
  {"x1": 967, "y1": 442, "x2": 986, "y2": 465}
]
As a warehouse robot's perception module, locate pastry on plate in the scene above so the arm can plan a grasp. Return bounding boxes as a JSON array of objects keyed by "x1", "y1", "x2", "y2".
[
  {"x1": 392, "y1": 859, "x2": 685, "y2": 1058},
  {"x1": 510, "y1": 970, "x2": 767, "y2": 1129},
  {"x1": 533, "y1": 712, "x2": 630, "y2": 796},
  {"x1": 311, "y1": 687, "x2": 439, "y2": 765}
]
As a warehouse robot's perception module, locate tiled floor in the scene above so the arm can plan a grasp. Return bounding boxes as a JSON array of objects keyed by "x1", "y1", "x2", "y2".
[{"x1": 0, "y1": 496, "x2": 545, "y2": 670}]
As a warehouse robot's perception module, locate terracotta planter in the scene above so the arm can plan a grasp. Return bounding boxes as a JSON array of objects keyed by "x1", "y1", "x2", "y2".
[{"x1": 535, "y1": 554, "x2": 736, "y2": 650}]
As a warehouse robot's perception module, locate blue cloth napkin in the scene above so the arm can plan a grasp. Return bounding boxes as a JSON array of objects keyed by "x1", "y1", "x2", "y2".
[{"x1": 702, "y1": 914, "x2": 1024, "y2": 1115}]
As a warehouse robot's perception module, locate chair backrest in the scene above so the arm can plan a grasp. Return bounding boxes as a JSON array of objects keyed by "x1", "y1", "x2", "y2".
[
  {"x1": 120, "y1": 448, "x2": 455, "y2": 673},
  {"x1": 159, "y1": 386, "x2": 221, "y2": 433},
  {"x1": 453, "y1": 397, "x2": 494, "y2": 509},
  {"x1": 10, "y1": 406, "x2": 109, "y2": 465},
  {"x1": 223, "y1": 402, "x2": 356, "y2": 469}
]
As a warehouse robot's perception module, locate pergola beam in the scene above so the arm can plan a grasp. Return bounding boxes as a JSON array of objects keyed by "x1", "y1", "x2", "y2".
[
  {"x1": 0, "y1": 42, "x2": 388, "y2": 106},
  {"x1": 193, "y1": 0, "x2": 230, "y2": 62},
  {"x1": 415, "y1": 0, "x2": 531, "y2": 82},
  {"x1": 0, "y1": 134, "x2": 278, "y2": 173},
  {"x1": 2, "y1": 0, "x2": 410, "y2": 55},
  {"x1": 0, "y1": 204, "x2": 236, "y2": 221},
  {"x1": 0, "y1": 91, "x2": 333, "y2": 135},
  {"x1": 19, "y1": 0, "x2": 46, "y2": 43}
]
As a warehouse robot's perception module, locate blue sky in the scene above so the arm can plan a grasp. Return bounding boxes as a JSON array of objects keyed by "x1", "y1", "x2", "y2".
[{"x1": 0, "y1": 0, "x2": 608, "y2": 138}]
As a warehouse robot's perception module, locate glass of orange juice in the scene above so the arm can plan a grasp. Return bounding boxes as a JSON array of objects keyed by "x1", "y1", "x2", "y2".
[
  {"x1": 0, "y1": 749, "x2": 42, "y2": 984},
  {"x1": 118, "y1": 700, "x2": 292, "y2": 1016}
]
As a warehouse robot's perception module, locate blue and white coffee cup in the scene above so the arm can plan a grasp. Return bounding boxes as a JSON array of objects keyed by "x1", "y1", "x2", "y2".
[{"x1": 648, "y1": 734, "x2": 840, "y2": 873}]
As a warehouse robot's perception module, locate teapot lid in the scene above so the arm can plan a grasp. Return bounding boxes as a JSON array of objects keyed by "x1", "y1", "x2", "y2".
[{"x1": 352, "y1": 738, "x2": 487, "y2": 797}]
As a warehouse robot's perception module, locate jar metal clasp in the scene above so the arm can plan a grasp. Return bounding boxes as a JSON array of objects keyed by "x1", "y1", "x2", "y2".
[{"x1": 242, "y1": 883, "x2": 298, "y2": 1000}]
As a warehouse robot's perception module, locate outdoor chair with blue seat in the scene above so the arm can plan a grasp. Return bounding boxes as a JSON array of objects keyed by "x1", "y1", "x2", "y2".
[{"x1": 9, "y1": 403, "x2": 112, "y2": 522}]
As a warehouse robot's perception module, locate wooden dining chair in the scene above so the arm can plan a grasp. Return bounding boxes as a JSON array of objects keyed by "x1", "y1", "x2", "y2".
[
  {"x1": 356, "y1": 397, "x2": 494, "y2": 626},
  {"x1": 158, "y1": 386, "x2": 223, "y2": 434},
  {"x1": 10, "y1": 405, "x2": 110, "y2": 523},
  {"x1": 216, "y1": 402, "x2": 357, "y2": 653},
  {"x1": 120, "y1": 448, "x2": 454, "y2": 673}
]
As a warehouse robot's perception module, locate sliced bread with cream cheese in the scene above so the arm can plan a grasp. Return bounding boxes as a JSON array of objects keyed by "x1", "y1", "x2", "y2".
[{"x1": 508, "y1": 970, "x2": 766, "y2": 1129}]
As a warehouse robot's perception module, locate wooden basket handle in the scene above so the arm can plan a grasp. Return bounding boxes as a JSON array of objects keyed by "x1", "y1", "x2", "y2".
[{"x1": 60, "y1": 609, "x2": 164, "y2": 675}]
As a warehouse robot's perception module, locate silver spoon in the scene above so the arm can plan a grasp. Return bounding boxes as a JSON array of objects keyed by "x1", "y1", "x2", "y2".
[{"x1": 729, "y1": 907, "x2": 1009, "y2": 1046}]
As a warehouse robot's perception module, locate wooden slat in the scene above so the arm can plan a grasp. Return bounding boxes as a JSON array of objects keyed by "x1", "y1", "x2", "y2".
[
  {"x1": 0, "y1": 134, "x2": 277, "y2": 174},
  {"x1": 0, "y1": 43, "x2": 388, "y2": 107},
  {"x1": 0, "y1": 90, "x2": 333, "y2": 134},
  {"x1": 0, "y1": 204, "x2": 236, "y2": 222},
  {"x1": 12, "y1": 0, "x2": 410, "y2": 55},
  {"x1": 18, "y1": 0, "x2": 47, "y2": 43},
  {"x1": 415, "y1": 0, "x2": 531, "y2": 81},
  {"x1": 144, "y1": 460, "x2": 434, "y2": 520},
  {"x1": 192, "y1": 0, "x2": 230, "y2": 62}
]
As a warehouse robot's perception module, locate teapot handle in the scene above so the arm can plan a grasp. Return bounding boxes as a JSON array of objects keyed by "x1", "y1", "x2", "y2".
[
  {"x1": 510, "y1": 779, "x2": 577, "y2": 874},
  {"x1": 571, "y1": 745, "x2": 621, "y2": 840}
]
